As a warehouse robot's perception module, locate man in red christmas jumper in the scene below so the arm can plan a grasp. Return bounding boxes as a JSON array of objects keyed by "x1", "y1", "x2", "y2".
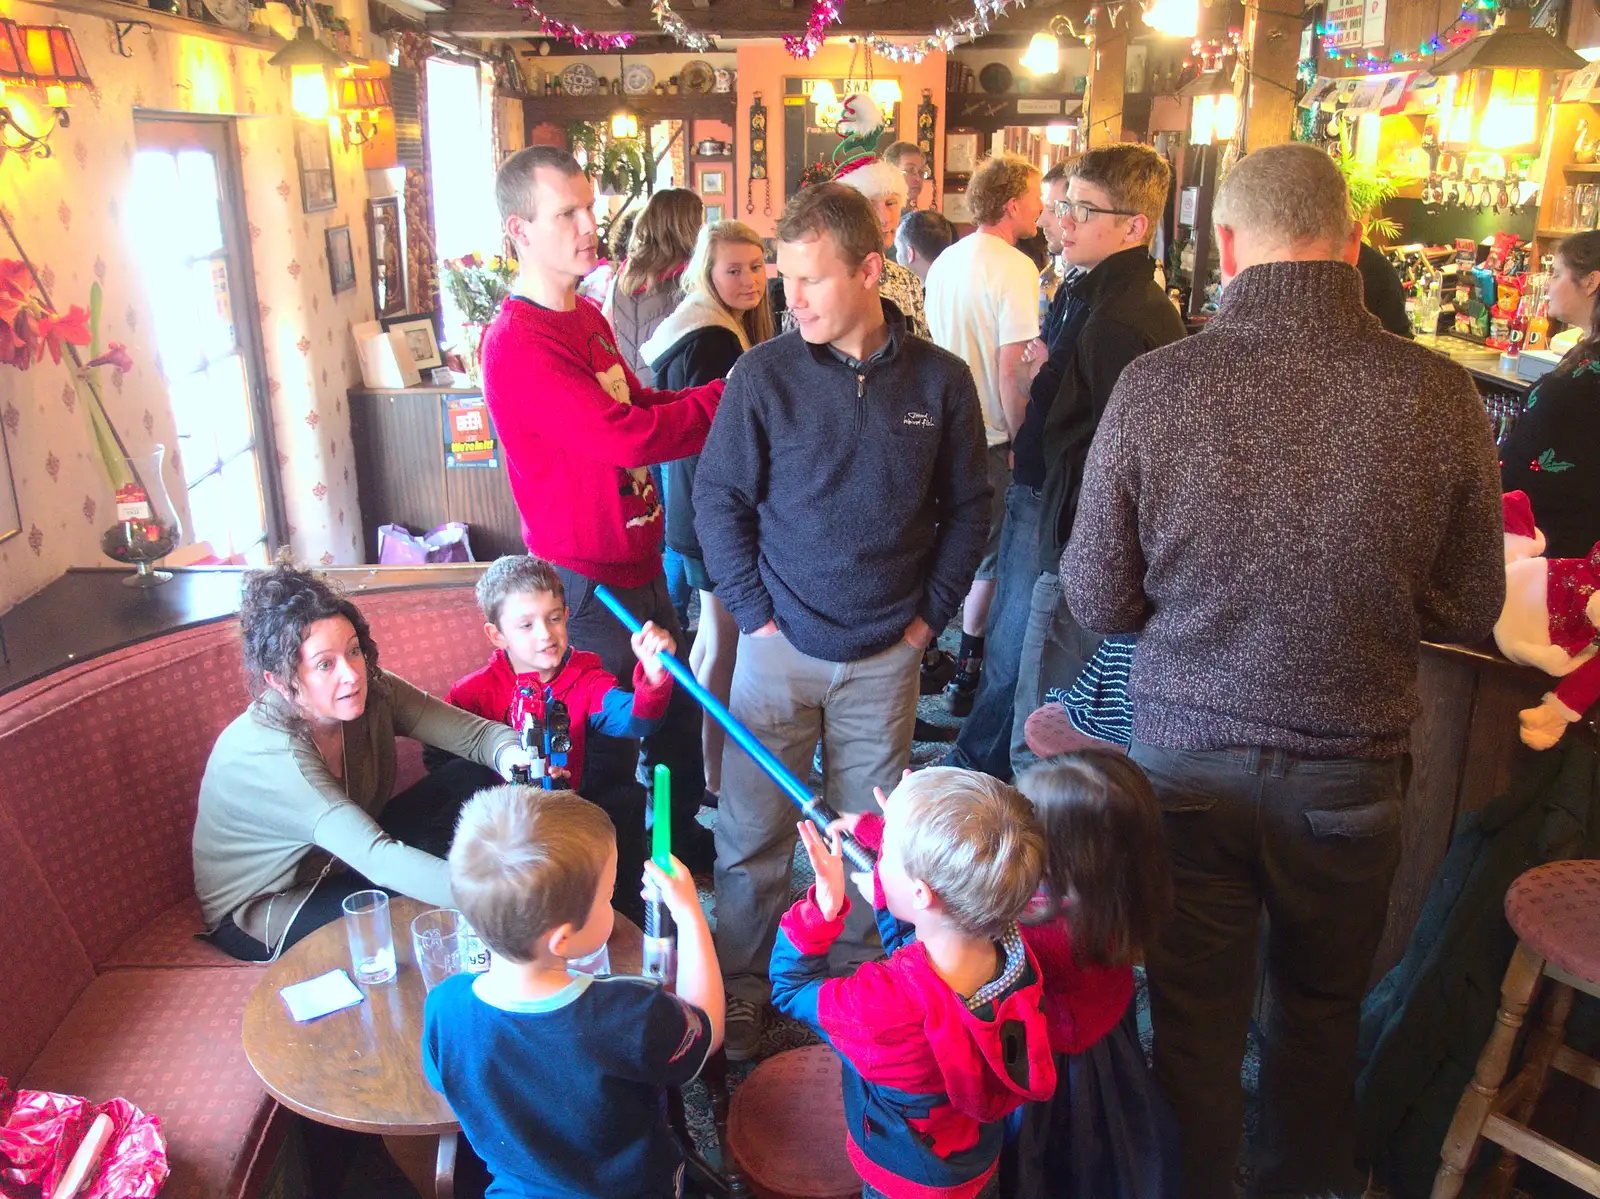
[{"x1": 483, "y1": 145, "x2": 721, "y2": 874}]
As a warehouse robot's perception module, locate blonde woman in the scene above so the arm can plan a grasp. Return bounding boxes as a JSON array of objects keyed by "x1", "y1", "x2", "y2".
[
  {"x1": 604, "y1": 187, "x2": 704, "y2": 386},
  {"x1": 640, "y1": 221, "x2": 775, "y2": 803}
]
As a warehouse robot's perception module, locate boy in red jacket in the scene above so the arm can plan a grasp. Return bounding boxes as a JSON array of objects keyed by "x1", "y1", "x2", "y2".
[
  {"x1": 447, "y1": 555, "x2": 675, "y2": 796},
  {"x1": 771, "y1": 770, "x2": 1057, "y2": 1199}
]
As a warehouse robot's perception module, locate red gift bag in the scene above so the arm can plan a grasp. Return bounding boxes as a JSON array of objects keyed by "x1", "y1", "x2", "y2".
[{"x1": 0, "y1": 1078, "x2": 167, "y2": 1199}]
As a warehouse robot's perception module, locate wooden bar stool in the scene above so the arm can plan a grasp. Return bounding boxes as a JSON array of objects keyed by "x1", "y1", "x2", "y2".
[
  {"x1": 1432, "y1": 858, "x2": 1600, "y2": 1198},
  {"x1": 725, "y1": 1046, "x2": 861, "y2": 1199}
]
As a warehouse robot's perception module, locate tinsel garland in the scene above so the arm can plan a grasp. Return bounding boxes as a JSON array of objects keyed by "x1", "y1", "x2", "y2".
[
  {"x1": 784, "y1": 0, "x2": 843, "y2": 58},
  {"x1": 504, "y1": 0, "x2": 634, "y2": 50},
  {"x1": 652, "y1": 0, "x2": 715, "y2": 51},
  {"x1": 865, "y1": 0, "x2": 1025, "y2": 63}
]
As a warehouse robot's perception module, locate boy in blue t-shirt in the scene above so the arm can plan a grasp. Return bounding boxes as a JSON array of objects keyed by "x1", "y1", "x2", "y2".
[{"x1": 422, "y1": 785, "x2": 725, "y2": 1198}]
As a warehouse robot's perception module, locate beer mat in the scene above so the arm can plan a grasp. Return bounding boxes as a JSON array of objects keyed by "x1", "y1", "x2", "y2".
[{"x1": 280, "y1": 968, "x2": 366, "y2": 1021}]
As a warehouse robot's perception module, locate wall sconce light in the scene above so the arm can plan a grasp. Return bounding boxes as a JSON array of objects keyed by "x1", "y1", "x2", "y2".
[
  {"x1": 269, "y1": 23, "x2": 346, "y2": 119},
  {"x1": 0, "y1": 20, "x2": 92, "y2": 161},
  {"x1": 1142, "y1": 0, "x2": 1199, "y2": 39},
  {"x1": 335, "y1": 72, "x2": 390, "y2": 148},
  {"x1": 610, "y1": 109, "x2": 638, "y2": 139}
]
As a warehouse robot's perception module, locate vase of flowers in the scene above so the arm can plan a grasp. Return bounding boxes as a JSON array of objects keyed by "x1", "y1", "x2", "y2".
[{"x1": 441, "y1": 254, "x2": 515, "y2": 385}]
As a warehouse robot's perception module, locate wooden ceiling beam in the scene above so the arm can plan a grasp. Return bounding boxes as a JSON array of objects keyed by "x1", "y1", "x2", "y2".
[{"x1": 428, "y1": 0, "x2": 991, "y2": 36}]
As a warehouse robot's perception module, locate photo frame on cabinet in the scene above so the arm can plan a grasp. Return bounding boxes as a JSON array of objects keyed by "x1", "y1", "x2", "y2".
[
  {"x1": 294, "y1": 120, "x2": 337, "y2": 213},
  {"x1": 367, "y1": 197, "x2": 408, "y2": 317},
  {"x1": 326, "y1": 225, "x2": 357, "y2": 294},
  {"x1": 383, "y1": 314, "x2": 442, "y2": 371}
]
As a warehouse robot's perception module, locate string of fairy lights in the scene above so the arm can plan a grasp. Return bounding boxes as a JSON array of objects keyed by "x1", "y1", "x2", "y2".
[{"x1": 1313, "y1": 0, "x2": 1492, "y2": 73}]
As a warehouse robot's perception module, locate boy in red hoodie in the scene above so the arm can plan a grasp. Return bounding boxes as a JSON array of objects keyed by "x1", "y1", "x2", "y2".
[{"x1": 770, "y1": 770, "x2": 1057, "y2": 1199}]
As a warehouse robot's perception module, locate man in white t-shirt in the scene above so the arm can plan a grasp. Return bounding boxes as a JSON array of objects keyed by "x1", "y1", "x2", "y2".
[{"x1": 924, "y1": 153, "x2": 1044, "y2": 715}]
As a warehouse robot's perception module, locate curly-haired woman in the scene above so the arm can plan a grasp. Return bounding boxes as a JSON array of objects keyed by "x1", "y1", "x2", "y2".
[{"x1": 192, "y1": 562, "x2": 537, "y2": 961}]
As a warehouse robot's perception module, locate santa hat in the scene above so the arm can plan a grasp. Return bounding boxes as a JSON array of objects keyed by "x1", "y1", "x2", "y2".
[{"x1": 1502, "y1": 490, "x2": 1547, "y2": 563}]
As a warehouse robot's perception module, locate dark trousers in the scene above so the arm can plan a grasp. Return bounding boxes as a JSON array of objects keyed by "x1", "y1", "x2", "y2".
[
  {"x1": 944, "y1": 483, "x2": 1043, "y2": 781},
  {"x1": 555, "y1": 564, "x2": 709, "y2": 913},
  {"x1": 207, "y1": 757, "x2": 502, "y2": 961},
  {"x1": 1128, "y1": 739, "x2": 1405, "y2": 1199}
]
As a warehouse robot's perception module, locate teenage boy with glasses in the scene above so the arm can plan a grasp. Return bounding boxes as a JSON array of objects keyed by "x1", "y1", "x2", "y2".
[{"x1": 1012, "y1": 143, "x2": 1187, "y2": 778}]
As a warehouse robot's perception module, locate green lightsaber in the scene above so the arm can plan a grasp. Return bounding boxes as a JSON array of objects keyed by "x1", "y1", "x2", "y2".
[{"x1": 643, "y1": 764, "x2": 676, "y2": 984}]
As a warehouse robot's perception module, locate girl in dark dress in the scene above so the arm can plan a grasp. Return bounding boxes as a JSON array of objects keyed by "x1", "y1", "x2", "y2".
[{"x1": 1501, "y1": 231, "x2": 1600, "y2": 558}]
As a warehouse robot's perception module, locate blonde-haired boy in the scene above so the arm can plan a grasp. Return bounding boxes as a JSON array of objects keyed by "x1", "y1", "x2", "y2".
[
  {"x1": 422, "y1": 786, "x2": 723, "y2": 1198},
  {"x1": 770, "y1": 769, "x2": 1055, "y2": 1199}
]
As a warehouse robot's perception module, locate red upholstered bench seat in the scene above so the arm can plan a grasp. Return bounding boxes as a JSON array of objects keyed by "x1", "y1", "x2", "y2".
[
  {"x1": 0, "y1": 578, "x2": 494, "y2": 1199},
  {"x1": 22, "y1": 967, "x2": 282, "y2": 1199}
]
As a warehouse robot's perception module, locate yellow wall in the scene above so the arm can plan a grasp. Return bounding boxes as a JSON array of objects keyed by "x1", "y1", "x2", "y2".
[{"x1": 0, "y1": 0, "x2": 377, "y2": 609}]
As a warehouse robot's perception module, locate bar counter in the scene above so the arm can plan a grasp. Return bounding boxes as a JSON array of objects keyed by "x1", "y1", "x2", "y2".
[{"x1": 0, "y1": 566, "x2": 1554, "y2": 979}]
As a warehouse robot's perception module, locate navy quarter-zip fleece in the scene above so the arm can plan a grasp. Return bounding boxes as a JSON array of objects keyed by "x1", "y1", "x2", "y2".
[{"x1": 694, "y1": 302, "x2": 992, "y2": 663}]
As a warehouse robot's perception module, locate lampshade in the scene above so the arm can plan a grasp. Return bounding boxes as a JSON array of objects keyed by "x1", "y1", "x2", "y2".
[
  {"x1": 268, "y1": 24, "x2": 346, "y2": 72},
  {"x1": 809, "y1": 79, "x2": 838, "y2": 111},
  {"x1": 870, "y1": 78, "x2": 901, "y2": 107},
  {"x1": 336, "y1": 74, "x2": 390, "y2": 112},
  {"x1": 1427, "y1": 7, "x2": 1585, "y2": 74},
  {"x1": 21, "y1": 24, "x2": 91, "y2": 89},
  {"x1": 1045, "y1": 123, "x2": 1071, "y2": 145},
  {"x1": 610, "y1": 110, "x2": 638, "y2": 138},
  {"x1": 1021, "y1": 31, "x2": 1062, "y2": 75},
  {"x1": 0, "y1": 18, "x2": 38, "y2": 85}
]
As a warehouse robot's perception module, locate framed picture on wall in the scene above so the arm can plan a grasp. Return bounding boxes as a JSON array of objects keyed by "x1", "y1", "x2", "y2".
[
  {"x1": 367, "y1": 196, "x2": 408, "y2": 317},
  {"x1": 326, "y1": 225, "x2": 357, "y2": 294},
  {"x1": 383, "y1": 314, "x2": 443, "y2": 371},
  {"x1": 701, "y1": 169, "x2": 726, "y2": 196},
  {"x1": 294, "y1": 120, "x2": 337, "y2": 213},
  {"x1": 944, "y1": 131, "x2": 980, "y2": 175},
  {"x1": 0, "y1": 413, "x2": 19, "y2": 545},
  {"x1": 705, "y1": 204, "x2": 725, "y2": 223}
]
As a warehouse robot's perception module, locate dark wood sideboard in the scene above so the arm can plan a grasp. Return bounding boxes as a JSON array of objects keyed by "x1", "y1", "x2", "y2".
[{"x1": 348, "y1": 385, "x2": 524, "y2": 564}]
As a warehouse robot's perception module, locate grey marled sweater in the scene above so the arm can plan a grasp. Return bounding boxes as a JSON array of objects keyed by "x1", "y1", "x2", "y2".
[{"x1": 1060, "y1": 259, "x2": 1505, "y2": 758}]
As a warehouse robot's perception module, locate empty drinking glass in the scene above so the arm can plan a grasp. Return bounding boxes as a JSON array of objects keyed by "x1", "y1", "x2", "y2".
[
  {"x1": 342, "y1": 890, "x2": 397, "y2": 985},
  {"x1": 412, "y1": 908, "x2": 491, "y2": 992},
  {"x1": 1580, "y1": 185, "x2": 1599, "y2": 230},
  {"x1": 1556, "y1": 186, "x2": 1577, "y2": 230}
]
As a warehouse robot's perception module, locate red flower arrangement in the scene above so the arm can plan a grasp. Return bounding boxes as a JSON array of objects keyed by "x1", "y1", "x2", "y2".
[{"x1": 0, "y1": 259, "x2": 92, "y2": 371}]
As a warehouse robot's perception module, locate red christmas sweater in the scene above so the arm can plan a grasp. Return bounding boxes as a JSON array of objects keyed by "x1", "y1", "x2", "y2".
[
  {"x1": 482, "y1": 295, "x2": 723, "y2": 588},
  {"x1": 446, "y1": 648, "x2": 672, "y2": 791}
]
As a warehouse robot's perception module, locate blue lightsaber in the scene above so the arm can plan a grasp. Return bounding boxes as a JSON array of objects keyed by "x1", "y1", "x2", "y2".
[{"x1": 592, "y1": 584, "x2": 878, "y2": 872}]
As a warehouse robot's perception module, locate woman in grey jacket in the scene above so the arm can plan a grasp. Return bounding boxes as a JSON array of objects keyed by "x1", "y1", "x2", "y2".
[{"x1": 192, "y1": 563, "x2": 532, "y2": 960}]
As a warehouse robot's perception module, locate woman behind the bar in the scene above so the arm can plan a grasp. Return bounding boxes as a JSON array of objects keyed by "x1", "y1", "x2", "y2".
[{"x1": 1501, "y1": 231, "x2": 1600, "y2": 559}]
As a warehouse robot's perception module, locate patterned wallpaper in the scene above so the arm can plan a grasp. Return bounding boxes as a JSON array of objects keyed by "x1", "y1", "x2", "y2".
[{"x1": 0, "y1": 0, "x2": 377, "y2": 612}]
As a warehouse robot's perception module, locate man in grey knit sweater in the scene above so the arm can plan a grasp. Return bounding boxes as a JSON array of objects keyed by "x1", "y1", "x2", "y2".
[{"x1": 1061, "y1": 144, "x2": 1505, "y2": 1198}]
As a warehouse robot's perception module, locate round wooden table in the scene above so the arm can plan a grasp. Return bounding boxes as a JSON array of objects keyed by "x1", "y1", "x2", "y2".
[{"x1": 243, "y1": 895, "x2": 643, "y2": 1197}]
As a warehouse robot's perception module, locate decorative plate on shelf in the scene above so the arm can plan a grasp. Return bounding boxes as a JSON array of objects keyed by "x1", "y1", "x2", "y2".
[
  {"x1": 681, "y1": 60, "x2": 716, "y2": 95},
  {"x1": 978, "y1": 62, "x2": 1014, "y2": 94},
  {"x1": 622, "y1": 62, "x2": 656, "y2": 95},
  {"x1": 201, "y1": 0, "x2": 251, "y2": 32},
  {"x1": 561, "y1": 62, "x2": 599, "y2": 96}
]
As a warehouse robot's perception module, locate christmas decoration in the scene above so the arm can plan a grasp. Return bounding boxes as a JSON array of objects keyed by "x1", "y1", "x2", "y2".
[
  {"x1": 785, "y1": 0, "x2": 843, "y2": 58},
  {"x1": 652, "y1": 0, "x2": 714, "y2": 52},
  {"x1": 1495, "y1": 490, "x2": 1600, "y2": 749},
  {"x1": 503, "y1": 0, "x2": 633, "y2": 50},
  {"x1": 829, "y1": 93, "x2": 889, "y2": 180},
  {"x1": 863, "y1": 0, "x2": 1027, "y2": 63},
  {"x1": 1315, "y1": 2, "x2": 1483, "y2": 72}
]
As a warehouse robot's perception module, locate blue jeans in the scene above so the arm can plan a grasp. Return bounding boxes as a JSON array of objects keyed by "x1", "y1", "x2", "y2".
[
  {"x1": 1010, "y1": 572, "x2": 1104, "y2": 777},
  {"x1": 652, "y1": 464, "x2": 692, "y2": 626},
  {"x1": 943, "y1": 484, "x2": 1042, "y2": 780},
  {"x1": 1129, "y1": 739, "x2": 1405, "y2": 1199}
]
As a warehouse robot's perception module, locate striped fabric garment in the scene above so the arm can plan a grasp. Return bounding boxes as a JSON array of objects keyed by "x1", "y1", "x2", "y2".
[{"x1": 1044, "y1": 635, "x2": 1137, "y2": 747}]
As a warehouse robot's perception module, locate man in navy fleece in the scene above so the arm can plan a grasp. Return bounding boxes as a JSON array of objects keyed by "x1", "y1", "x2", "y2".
[{"x1": 694, "y1": 182, "x2": 992, "y2": 1059}]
